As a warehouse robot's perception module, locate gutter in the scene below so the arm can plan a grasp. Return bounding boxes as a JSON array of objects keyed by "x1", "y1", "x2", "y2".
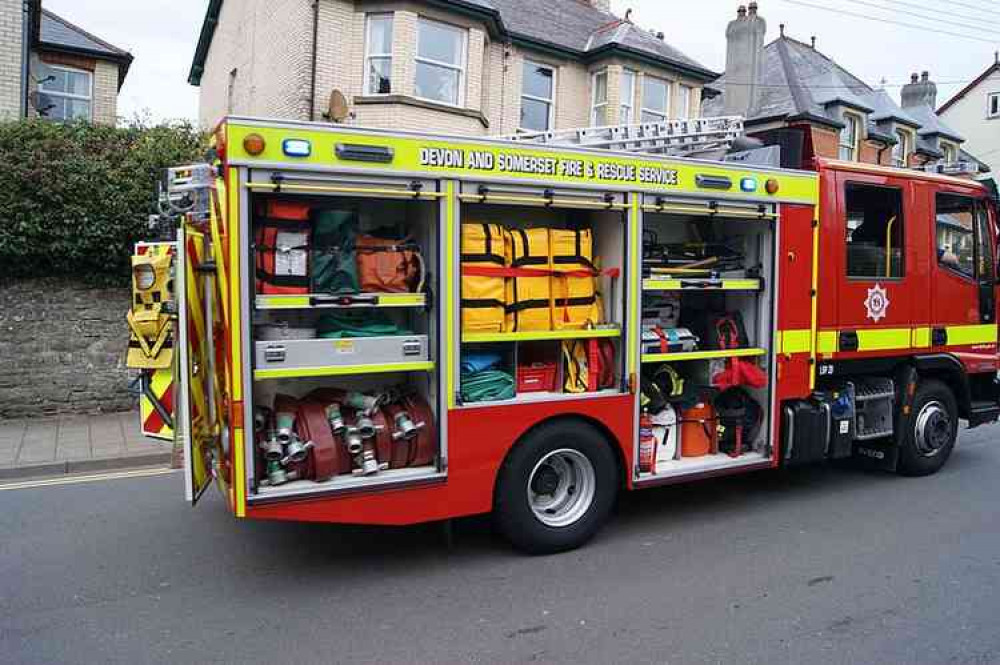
[
  {"x1": 309, "y1": 0, "x2": 319, "y2": 120},
  {"x1": 20, "y1": 0, "x2": 31, "y2": 118}
]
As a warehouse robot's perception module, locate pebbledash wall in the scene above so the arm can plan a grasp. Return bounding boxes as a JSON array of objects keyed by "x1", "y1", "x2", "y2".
[{"x1": 0, "y1": 280, "x2": 134, "y2": 418}]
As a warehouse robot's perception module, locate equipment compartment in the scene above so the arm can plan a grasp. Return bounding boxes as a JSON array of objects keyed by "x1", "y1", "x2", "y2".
[
  {"x1": 245, "y1": 183, "x2": 444, "y2": 501},
  {"x1": 456, "y1": 189, "x2": 627, "y2": 405},
  {"x1": 637, "y1": 200, "x2": 778, "y2": 481}
]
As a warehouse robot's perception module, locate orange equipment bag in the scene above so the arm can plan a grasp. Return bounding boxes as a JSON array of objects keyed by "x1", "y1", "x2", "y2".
[
  {"x1": 255, "y1": 200, "x2": 312, "y2": 295},
  {"x1": 461, "y1": 223, "x2": 507, "y2": 333},
  {"x1": 680, "y1": 401, "x2": 718, "y2": 458},
  {"x1": 549, "y1": 228, "x2": 601, "y2": 330},
  {"x1": 355, "y1": 234, "x2": 423, "y2": 293},
  {"x1": 505, "y1": 228, "x2": 552, "y2": 331}
]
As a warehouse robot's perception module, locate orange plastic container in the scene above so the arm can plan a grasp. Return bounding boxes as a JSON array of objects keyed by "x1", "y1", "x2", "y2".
[{"x1": 680, "y1": 402, "x2": 718, "y2": 458}]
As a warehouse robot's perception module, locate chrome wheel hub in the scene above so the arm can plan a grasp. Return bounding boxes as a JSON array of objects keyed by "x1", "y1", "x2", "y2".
[
  {"x1": 914, "y1": 400, "x2": 951, "y2": 457},
  {"x1": 527, "y1": 449, "x2": 596, "y2": 528}
]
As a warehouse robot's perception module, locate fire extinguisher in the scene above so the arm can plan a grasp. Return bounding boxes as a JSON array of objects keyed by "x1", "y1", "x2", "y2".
[{"x1": 639, "y1": 411, "x2": 656, "y2": 474}]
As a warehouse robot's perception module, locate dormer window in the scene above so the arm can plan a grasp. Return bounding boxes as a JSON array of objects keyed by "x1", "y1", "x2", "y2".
[
  {"x1": 941, "y1": 143, "x2": 956, "y2": 163},
  {"x1": 892, "y1": 128, "x2": 910, "y2": 168},
  {"x1": 839, "y1": 113, "x2": 860, "y2": 161}
]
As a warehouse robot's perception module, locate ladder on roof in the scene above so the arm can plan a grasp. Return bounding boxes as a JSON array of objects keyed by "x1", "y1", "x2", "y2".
[{"x1": 501, "y1": 116, "x2": 745, "y2": 158}]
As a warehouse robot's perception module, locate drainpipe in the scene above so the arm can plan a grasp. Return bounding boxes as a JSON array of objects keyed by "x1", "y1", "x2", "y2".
[
  {"x1": 21, "y1": 0, "x2": 31, "y2": 118},
  {"x1": 309, "y1": 0, "x2": 319, "y2": 121}
]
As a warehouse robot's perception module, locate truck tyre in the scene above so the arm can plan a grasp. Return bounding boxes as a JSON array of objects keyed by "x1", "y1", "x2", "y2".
[
  {"x1": 493, "y1": 420, "x2": 619, "y2": 555},
  {"x1": 897, "y1": 379, "x2": 958, "y2": 477}
]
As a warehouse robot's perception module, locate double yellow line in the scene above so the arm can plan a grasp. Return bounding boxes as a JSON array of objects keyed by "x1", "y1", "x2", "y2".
[{"x1": 0, "y1": 467, "x2": 177, "y2": 492}]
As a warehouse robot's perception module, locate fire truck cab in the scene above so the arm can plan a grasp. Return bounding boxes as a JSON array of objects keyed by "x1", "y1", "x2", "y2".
[{"x1": 168, "y1": 117, "x2": 999, "y2": 554}]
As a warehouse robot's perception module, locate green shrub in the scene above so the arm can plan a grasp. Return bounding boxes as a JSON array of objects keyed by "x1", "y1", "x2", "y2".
[{"x1": 0, "y1": 118, "x2": 206, "y2": 285}]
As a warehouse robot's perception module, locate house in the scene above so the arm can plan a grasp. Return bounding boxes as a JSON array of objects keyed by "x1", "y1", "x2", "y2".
[
  {"x1": 937, "y1": 54, "x2": 1000, "y2": 175},
  {"x1": 0, "y1": 0, "x2": 132, "y2": 124},
  {"x1": 703, "y1": 3, "x2": 967, "y2": 172},
  {"x1": 188, "y1": 0, "x2": 718, "y2": 134}
]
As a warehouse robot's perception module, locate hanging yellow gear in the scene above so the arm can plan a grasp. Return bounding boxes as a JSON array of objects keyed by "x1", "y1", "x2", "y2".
[{"x1": 126, "y1": 250, "x2": 174, "y2": 369}]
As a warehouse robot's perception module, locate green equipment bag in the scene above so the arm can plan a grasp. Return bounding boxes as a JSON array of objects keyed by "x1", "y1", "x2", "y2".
[
  {"x1": 316, "y1": 310, "x2": 411, "y2": 338},
  {"x1": 311, "y1": 209, "x2": 360, "y2": 294}
]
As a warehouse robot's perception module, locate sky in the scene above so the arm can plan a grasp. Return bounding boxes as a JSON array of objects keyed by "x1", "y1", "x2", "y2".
[{"x1": 44, "y1": 0, "x2": 998, "y2": 123}]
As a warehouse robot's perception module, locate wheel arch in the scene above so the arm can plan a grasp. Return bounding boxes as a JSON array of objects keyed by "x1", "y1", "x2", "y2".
[{"x1": 912, "y1": 354, "x2": 971, "y2": 419}]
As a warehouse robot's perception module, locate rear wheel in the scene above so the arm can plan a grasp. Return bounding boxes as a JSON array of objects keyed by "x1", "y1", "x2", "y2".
[
  {"x1": 493, "y1": 420, "x2": 618, "y2": 554},
  {"x1": 898, "y1": 379, "x2": 958, "y2": 477}
]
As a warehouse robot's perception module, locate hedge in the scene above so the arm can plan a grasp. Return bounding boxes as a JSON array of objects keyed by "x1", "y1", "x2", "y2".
[{"x1": 0, "y1": 119, "x2": 206, "y2": 285}]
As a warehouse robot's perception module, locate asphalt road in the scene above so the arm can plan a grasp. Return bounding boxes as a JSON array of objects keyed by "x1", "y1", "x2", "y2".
[{"x1": 3, "y1": 427, "x2": 1000, "y2": 665}]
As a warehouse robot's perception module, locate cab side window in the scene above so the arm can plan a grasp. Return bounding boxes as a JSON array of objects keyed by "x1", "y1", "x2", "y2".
[
  {"x1": 845, "y1": 183, "x2": 904, "y2": 279},
  {"x1": 975, "y1": 201, "x2": 995, "y2": 283},
  {"x1": 935, "y1": 194, "x2": 975, "y2": 279}
]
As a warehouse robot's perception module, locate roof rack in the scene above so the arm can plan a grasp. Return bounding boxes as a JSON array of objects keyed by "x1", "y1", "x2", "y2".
[{"x1": 500, "y1": 116, "x2": 745, "y2": 158}]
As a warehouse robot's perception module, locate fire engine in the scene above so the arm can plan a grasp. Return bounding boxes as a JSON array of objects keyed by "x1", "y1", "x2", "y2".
[{"x1": 139, "y1": 116, "x2": 999, "y2": 554}]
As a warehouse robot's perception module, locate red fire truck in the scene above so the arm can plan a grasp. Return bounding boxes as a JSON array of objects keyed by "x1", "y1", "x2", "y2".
[{"x1": 157, "y1": 117, "x2": 998, "y2": 553}]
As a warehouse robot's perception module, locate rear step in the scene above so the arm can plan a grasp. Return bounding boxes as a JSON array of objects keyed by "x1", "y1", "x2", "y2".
[{"x1": 967, "y1": 401, "x2": 1000, "y2": 428}]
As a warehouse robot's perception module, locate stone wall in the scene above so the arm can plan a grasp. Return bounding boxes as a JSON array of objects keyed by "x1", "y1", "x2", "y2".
[{"x1": 0, "y1": 280, "x2": 135, "y2": 418}]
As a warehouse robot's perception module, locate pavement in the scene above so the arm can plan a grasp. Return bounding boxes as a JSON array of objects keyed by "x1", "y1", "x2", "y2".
[
  {"x1": 0, "y1": 411, "x2": 172, "y2": 480},
  {"x1": 2, "y1": 425, "x2": 1000, "y2": 665}
]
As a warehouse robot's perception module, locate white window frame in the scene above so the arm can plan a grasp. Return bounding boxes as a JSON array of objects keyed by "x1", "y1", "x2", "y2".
[
  {"x1": 37, "y1": 64, "x2": 92, "y2": 121},
  {"x1": 520, "y1": 59, "x2": 556, "y2": 132},
  {"x1": 839, "y1": 113, "x2": 860, "y2": 161},
  {"x1": 892, "y1": 128, "x2": 910, "y2": 168},
  {"x1": 590, "y1": 69, "x2": 608, "y2": 127},
  {"x1": 414, "y1": 17, "x2": 467, "y2": 107},
  {"x1": 620, "y1": 69, "x2": 636, "y2": 124},
  {"x1": 677, "y1": 83, "x2": 692, "y2": 119},
  {"x1": 640, "y1": 75, "x2": 670, "y2": 123},
  {"x1": 363, "y1": 13, "x2": 393, "y2": 96},
  {"x1": 941, "y1": 142, "x2": 956, "y2": 163},
  {"x1": 988, "y1": 92, "x2": 999, "y2": 119}
]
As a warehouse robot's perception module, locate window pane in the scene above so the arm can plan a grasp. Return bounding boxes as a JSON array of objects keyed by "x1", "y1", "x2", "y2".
[
  {"x1": 936, "y1": 194, "x2": 975, "y2": 278},
  {"x1": 66, "y1": 98, "x2": 90, "y2": 120},
  {"x1": 621, "y1": 70, "x2": 635, "y2": 100},
  {"x1": 677, "y1": 84, "x2": 691, "y2": 118},
  {"x1": 418, "y1": 20, "x2": 461, "y2": 65},
  {"x1": 523, "y1": 62, "x2": 553, "y2": 100},
  {"x1": 415, "y1": 61, "x2": 459, "y2": 104},
  {"x1": 368, "y1": 15, "x2": 392, "y2": 55},
  {"x1": 367, "y1": 57, "x2": 391, "y2": 94},
  {"x1": 643, "y1": 77, "x2": 668, "y2": 115},
  {"x1": 42, "y1": 66, "x2": 68, "y2": 93},
  {"x1": 36, "y1": 92, "x2": 61, "y2": 118},
  {"x1": 845, "y1": 184, "x2": 904, "y2": 278},
  {"x1": 976, "y1": 203, "x2": 995, "y2": 281},
  {"x1": 593, "y1": 72, "x2": 607, "y2": 105},
  {"x1": 66, "y1": 71, "x2": 90, "y2": 96},
  {"x1": 521, "y1": 97, "x2": 551, "y2": 131}
]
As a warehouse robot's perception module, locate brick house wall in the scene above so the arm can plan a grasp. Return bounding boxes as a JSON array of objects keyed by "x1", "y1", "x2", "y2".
[
  {"x1": 199, "y1": 0, "x2": 710, "y2": 135},
  {"x1": 0, "y1": 0, "x2": 25, "y2": 120}
]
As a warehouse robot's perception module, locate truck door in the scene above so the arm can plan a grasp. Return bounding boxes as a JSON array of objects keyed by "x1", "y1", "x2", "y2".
[
  {"x1": 833, "y1": 171, "x2": 917, "y2": 354},
  {"x1": 928, "y1": 191, "x2": 997, "y2": 365}
]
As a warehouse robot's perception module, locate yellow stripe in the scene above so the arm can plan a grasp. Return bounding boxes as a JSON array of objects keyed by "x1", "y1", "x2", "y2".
[
  {"x1": 226, "y1": 165, "x2": 245, "y2": 517},
  {"x1": 911, "y1": 327, "x2": 931, "y2": 348},
  {"x1": 778, "y1": 329, "x2": 812, "y2": 354},
  {"x1": 254, "y1": 361, "x2": 436, "y2": 380},
  {"x1": 642, "y1": 348, "x2": 766, "y2": 363},
  {"x1": 809, "y1": 211, "x2": 820, "y2": 388},
  {"x1": 945, "y1": 324, "x2": 997, "y2": 346},
  {"x1": 855, "y1": 328, "x2": 912, "y2": 351},
  {"x1": 628, "y1": 196, "x2": 640, "y2": 378},
  {"x1": 445, "y1": 181, "x2": 457, "y2": 409},
  {"x1": 818, "y1": 330, "x2": 838, "y2": 354},
  {"x1": 255, "y1": 293, "x2": 426, "y2": 309},
  {"x1": 643, "y1": 278, "x2": 761, "y2": 291},
  {"x1": 463, "y1": 328, "x2": 620, "y2": 343}
]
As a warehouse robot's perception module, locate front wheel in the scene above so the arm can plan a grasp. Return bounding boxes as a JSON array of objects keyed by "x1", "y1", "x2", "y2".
[
  {"x1": 897, "y1": 379, "x2": 958, "y2": 477},
  {"x1": 493, "y1": 420, "x2": 619, "y2": 554}
]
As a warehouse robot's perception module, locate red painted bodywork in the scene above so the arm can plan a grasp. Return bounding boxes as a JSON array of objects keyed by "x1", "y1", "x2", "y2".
[{"x1": 248, "y1": 394, "x2": 635, "y2": 525}]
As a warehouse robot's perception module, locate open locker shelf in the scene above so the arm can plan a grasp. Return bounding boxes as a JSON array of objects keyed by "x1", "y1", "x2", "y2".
[
  {"x1": 256, "y1": 292, "x2": 427, "y2": 310},
  {"x1": 643, "y1": 277, "x2": 762, "y2": 292},
  {"x1": 254, "y1": 361, "x2": 435, "y2": 380},
  {"x1": 639, "y1": 451, "x2": 770, "y2": 482},
  {"x1": 641, "y1": 347, "x2": 767, "y2": 363},
  {"x1": 255, "y1": 465, "x2": 444, "y2": 500},
  {"x1": 463, "y1": 327, "x2": 621, "y2": 344}
]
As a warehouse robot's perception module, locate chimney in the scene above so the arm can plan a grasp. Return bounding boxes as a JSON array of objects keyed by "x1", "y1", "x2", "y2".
[
  {"x1": 901, "y1": 70, "x2": 938, "y2": 109},
  {"x1": 587, "y1": 0, "x2": 612, "y2": 13},
  {"x1": 810, "y1": 35, "x2": 816, "y2": 48},
  {"x1": 723, "y1": 2, "x2": 767, "y2": 117}
]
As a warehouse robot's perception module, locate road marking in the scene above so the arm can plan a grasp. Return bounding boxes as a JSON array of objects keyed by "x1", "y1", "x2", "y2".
[{"x1": 0, "y1": 467, "x2": 178, "y2": 491}]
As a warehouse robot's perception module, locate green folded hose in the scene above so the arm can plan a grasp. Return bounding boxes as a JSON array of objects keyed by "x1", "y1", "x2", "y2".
[{"x1": 460, "y1": 370, "x2": 515, "y2": 403}]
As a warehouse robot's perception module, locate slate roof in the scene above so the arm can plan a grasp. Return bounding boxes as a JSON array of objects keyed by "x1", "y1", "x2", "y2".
[
  {"x1": 703, "y1": 35, "x2": 963, "y2": 151},
  {"x1": 38, "y1": 9, "x2": 132, "y2": 87},
  {"x1": 189, "y1": 0, "x2": 716, "y2": 85},
  {"x1": 938, "y1": 59, "x2": 1000, "y2": 114}
]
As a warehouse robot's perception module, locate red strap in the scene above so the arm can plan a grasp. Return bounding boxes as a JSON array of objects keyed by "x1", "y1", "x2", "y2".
[{"x1": 462, "y1": 266, "x2": 621, "y2": 279}]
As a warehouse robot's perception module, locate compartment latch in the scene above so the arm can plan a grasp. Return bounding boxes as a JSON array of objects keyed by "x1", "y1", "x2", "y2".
[
  {"x1": 402, "y1": 339, "x2": 423, "y2": 356},
  {"x1": 263, "y1": 344, "x2": 287, "y2": 363}
]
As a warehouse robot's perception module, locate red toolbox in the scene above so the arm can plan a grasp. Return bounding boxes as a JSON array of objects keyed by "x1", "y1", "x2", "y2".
[{"x1": 517, "y1": 361, "x2": 557, "y2": 393}]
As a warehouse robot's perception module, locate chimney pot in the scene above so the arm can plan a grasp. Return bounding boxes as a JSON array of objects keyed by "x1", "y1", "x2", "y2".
[
  {"x1": 911, "y1": 73, "x2": 918, "y2": 83},
  {"x1": 737, "y1": 5, "x2": 747, "y2": 17},
  {"x1": 656, "y1": 31, "x2": 664, "y2": 40},
  {"x1": 748, "y1": 1, "x2": 758, "y2": 16},
  {"x1": 921, "y1": 71, "x2": 929, "y2": 81}
]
